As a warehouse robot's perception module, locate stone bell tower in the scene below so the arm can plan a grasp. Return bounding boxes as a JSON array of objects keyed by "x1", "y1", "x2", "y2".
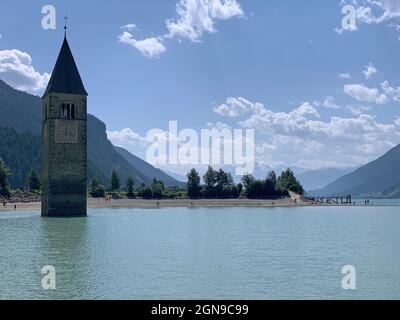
[{"x1": 41, "y1": 28, "x2": 88, "y2": 217}]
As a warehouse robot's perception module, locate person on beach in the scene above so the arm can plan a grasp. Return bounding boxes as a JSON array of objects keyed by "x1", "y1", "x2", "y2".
[{"x1": 2, "y1": 201, "x2": 6, "y2": 208}]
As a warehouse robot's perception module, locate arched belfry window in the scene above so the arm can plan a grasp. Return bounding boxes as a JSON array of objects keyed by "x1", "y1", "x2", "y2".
[
  {"x1": 61, "y1": 103, "x2": 67, "y2": 119},
  {"x1": 61, "y1": 103, "x2": 76, "y2": 119},
  {"x1": 71, "y1": 104, "x2": 75, "y2": 119}
]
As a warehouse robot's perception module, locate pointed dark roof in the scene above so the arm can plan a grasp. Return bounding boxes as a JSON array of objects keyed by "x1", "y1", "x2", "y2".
[{"x1": 43, "y1": 37, "x2": 87, "y2": 97}]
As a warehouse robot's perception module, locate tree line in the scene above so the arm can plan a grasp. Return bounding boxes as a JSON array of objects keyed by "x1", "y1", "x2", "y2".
[
  {"x1": 0, "y1": 158, "x2": 183, "y2": 200},
  {"x1": 187, "y1": 166, "x2": 304, "y2": 199},
  {"x1": 89, "y1": 169, "x2": 185, "y2": 199},
  {"x1": 89, "y1": 166, "x2": 304, "y2": 200},
  {"x1": 0, "y1": 127, "x2": 41, "y2": 188},
  {"x1": 1, "y1": 156, "x2": 304, "y2": 201},
  {"x1": 0, "y1": 158, "x2": 40, "y2": 197}
]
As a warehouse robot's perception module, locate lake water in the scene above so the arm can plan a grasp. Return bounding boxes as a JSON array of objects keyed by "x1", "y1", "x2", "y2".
[{"x1": 1, "y1": 205, "x2": 400, "y2": 300}]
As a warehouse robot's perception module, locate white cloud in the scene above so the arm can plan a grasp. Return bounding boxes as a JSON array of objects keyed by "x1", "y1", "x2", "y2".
[
  {"x1": 363, "y1": 62, "x2": 378, "y2": 79},
  {"x1": 118, "y1": 31, "x2": 166, "y2": 59},
  {"x1": 381, "y1": 80, "x2": 400, "y2": 102},
  {"x1": 107, "y1": 122, "x2": 250, "y2": 177},
  {"x1": 0, "y1": 49, "x2": 50, "y2": 94},
  {"x1": 345, "y1": 104, "x2": 372, "y2": 116},
  {"x1": 166, "y1": 0, "x2": 244, "y2": 42},
  {"x1": 121, "y1": 24, "x2": 138, "y2": 32},
  {"x1": 356, "y1": 0, "x2": 400, "y2": 24},
  {"x1": 107, "y1": 128, "x2": 150, "y2": 151},
  {"x1": 120, "y1": 0, "x2": 244, "y2": 58},
  {"x1": 108, "y1": 94, "x2": 400, "y2": 173},
  {"x1": 343, "y1": 83, "x2": 388, "y2": 104},
  {"x1": 213, "y1": 97, "x2": 264, "y2": 117},
  {"x1": 323, "y1": 96, "x2": 342, "y2": 109},
  {"x1": 216, "y1": 96, "x2": 400, "y2": 169},
  {"x1": 338, "y1": 73, "x2": 351, "y2": 79},
  {"x1": 338, "y1": 1, "x2": 400, "y2": 38}
]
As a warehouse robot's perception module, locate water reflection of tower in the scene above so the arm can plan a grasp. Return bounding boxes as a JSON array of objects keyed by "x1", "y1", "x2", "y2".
[{"x1": 37, "y1": 217, "x2": 92, "y2": 299}]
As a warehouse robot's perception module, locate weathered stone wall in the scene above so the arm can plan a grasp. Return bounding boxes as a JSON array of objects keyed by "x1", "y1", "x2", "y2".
[{"x1": 42, "y1": 92, "x2": 87, "y2": 216}]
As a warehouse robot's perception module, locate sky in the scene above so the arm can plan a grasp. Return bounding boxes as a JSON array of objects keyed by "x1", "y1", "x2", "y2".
[{"x1": 0, "y1": 0, "x2": 400, "y2": 177}]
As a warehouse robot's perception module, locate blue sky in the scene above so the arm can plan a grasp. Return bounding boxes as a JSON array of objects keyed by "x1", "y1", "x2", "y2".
[{"x1": 1, "y1": 0, "x2": 400, "y2": 176}]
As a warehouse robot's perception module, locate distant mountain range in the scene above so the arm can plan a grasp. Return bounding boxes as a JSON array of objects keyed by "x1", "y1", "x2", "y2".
[
  {"x1": 0, "y1": 79, "x2": 182, "y2": 188},
  {"x1": 164, "y1": 170, "x2": 187, "y2": 182},
  {"x1": 310, "y1": 144, "x2": 400, "y2": 198},
  {"x1": 297, "y1": 167, "x2": 359, "y2": 191}
]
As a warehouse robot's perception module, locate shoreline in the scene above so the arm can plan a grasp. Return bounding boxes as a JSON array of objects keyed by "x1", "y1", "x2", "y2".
[
  {"x1": 1, "y1": 198, "x2": 396, "y2": 213},
  {"x1": 0, "y1": 198, "x2": 305, "y2": 212}
]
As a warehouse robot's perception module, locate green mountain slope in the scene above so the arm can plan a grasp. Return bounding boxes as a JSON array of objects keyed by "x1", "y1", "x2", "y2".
[
  {"x1": 0, "y1": 127, "x2": 41, "y2": 187},
  {"x1": 0, "y1": 80, "x2": 42, "y2": 133},
  {"x1": 114, "y1": 146, "x2": 185, "y2": 187},
  {"x1": 298, "y1": 166, "x2": 358, "y2": 191},
  {"x1": 311, "y1": 144, "x2": 400, "y2": 198},
  {"x1": 0, "y1": 79, "x2": 180, "y2": 188}
]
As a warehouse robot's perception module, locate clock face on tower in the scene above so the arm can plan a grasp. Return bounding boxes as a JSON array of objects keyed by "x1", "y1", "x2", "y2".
[{"x1": 55, "y1": 119, "x2": 78, "y2": 144}]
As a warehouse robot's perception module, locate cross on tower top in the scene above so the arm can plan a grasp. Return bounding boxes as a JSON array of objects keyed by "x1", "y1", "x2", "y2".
[{"x1": 64, "y1": 16, "x2": 68, "y2": 38}]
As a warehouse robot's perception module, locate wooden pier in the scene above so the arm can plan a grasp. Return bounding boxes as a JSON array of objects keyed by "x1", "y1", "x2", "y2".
[{"x1": 313, "y1": 195, "x2": 352, "y2": 205}]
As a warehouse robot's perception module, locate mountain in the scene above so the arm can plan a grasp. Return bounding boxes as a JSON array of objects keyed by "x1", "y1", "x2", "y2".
[
  {"x1": 114, "y1": 146, "x2": 185, "y2": 187},
  {"x1": 383, "y1": 184, "x2": 400, "y2": 198},
  {"x1": 0, "y1": 79, "x2": 181, "y2": 188},
  {"x1": 0, "y1": 80, "x2": 42, "y2": 134},
  {"x1": 164, "y1": 170, "x2": 187, "y2": 183},
  {"x1": 297, "y1": 167, "x2": 358, "y2": 191},
  {"x1": 87, "y1": 115, "x2": 150, "y2": 186},
  {"x1": 310, "y1": 144, "x2": 400, "y2": 198},
  {"x1": 0, "y1": 127, "x2": 41, "y2": 187}
]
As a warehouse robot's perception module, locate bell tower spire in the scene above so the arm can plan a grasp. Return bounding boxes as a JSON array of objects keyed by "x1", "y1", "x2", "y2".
[
  {"x1": 41, "y1": 29, "x2": 88, "y2": 217},
  {"x1": 64, "y1": 16, "x2": 68, "y2": 38}
]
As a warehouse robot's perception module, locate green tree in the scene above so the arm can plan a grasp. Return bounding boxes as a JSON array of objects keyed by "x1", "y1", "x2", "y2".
[
  {"x1": 203, "y1": 166, "x2": 217, "y2": 198},
  {"x1": 247, "y1": 180, "x2": 264, "y2": 199},
  {"x1": 28, "y1": 169, "x2": 41, "y2": 191},
  {"x1": 264, "y1": 171, "x2": 278, "y2": 196},
  {"x1": 227, "y1": 172, "x2": 234, "y2": 185},
  {"x1": 110, "y1": 169, "x2": 120, "y2": 193},
  {"x1": 151, "y1": 178, "x2": 165, "y2": 199},
  {"x1": 91, "y1": 185, "x2": 105, "y2": 198},
  {"x1": 138, "y1": 186, "x2": 153, "y2": 199},
  {"x1": 0, "y1": 127, "x2": 41, "y2": 189},
  {"x1": 277, "y1": 168, "x2": 305, "y2": 195},
  {"x1": 90, "y1": 178, "x2": 105, "y2": 198},
  {"x1": 0, "y1": 159, "x2": 11, "y2": 196},
  {"x1": 216, "y1": 169, "x2": 229, "y2": 198},
  {"x1": 226, "y1": 184, "x2": 239, "y2": 198},
  {"x1": 187, "y1": 168, "x2": 201, "y2": 198},
  {"x1": 126, "y1": 177, "x2": 135, "y2": 198},
  {"x1": 241, "y1": 174, "x2": 255, "y2": 197},
  {"x1": 267, "y1": 171, "x2": 277, "y2": 186},
  {"x1": 237, "y1": 183, "x2": 244, "y2": 195},
  {"x1": 90, "y1": 178, "x2": 99, "y2": 192}
]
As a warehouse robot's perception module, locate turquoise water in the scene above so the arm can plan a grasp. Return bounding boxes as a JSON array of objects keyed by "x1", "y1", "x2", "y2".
[
  {"x1": 0, "y1": 206, "x2": 400, "y2": 300},
  {"x1": 353, "y1": 199, "x2": 400, "y2": 206}
]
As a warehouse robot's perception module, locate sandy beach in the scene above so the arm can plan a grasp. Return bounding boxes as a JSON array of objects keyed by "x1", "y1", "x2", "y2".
[{"x1": 0, "y1": 197, "x2": 310, "y2": 213}]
